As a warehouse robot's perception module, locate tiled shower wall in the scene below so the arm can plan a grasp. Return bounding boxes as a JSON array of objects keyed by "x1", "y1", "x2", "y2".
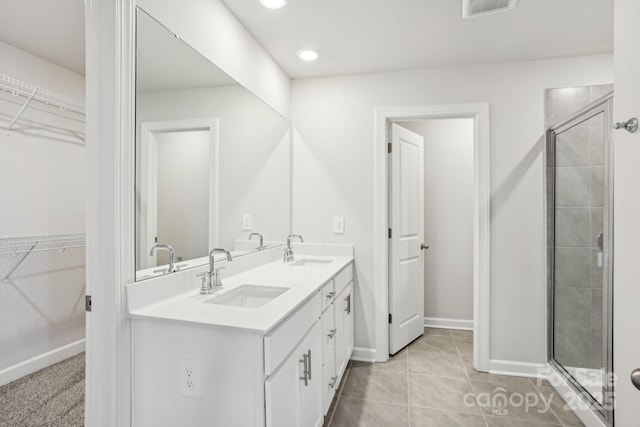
[{"x1": 546, "y1": 84, "x2": 612, "y2": 370}]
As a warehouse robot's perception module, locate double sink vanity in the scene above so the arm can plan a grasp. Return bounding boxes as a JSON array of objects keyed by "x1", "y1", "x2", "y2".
[
  {"x1": 127, "y1": 243, "x2": 354, "y2": 426},
  {"x1": 129, "y1": 7, "x2": 354, "y2": 426}
]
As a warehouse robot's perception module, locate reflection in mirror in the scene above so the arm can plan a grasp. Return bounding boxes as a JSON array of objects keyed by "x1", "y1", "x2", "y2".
[{"x1": 135, "y1": 9, "x2": 290, "y2": 281}]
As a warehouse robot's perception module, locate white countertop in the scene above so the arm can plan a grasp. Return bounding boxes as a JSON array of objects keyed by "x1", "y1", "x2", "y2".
[{"x1": 128, "y1": 255, "x2": 353, "y2": 335}]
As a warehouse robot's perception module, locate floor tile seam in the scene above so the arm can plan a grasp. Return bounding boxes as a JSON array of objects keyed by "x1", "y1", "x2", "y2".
[
  {"x1": 407, "y1": 369, "x2": 467, "y2": 379},
  {"x1": 406, "y1": 363, "x2": 411, "y2": 426},
  {"x1": 350, "y1": 365, "x2": 408, "y2": 374},
  {"x1": 338, "y1": 395, "x2": 410, "y2": 407},
  {"x1": 408, "y1": 402, "x2": 489, "y2": 417},
  {"x1": 530, "y1": 385, "x2": 571, "y2": 427},
  {"x1": 407, "y1": 371, "x2": 479, "y2": 381},
  {"x1": 327, "y1": 365, "x2": 351, "y2": 427},
  {"x1": 456, "y1": 336, "x2": 490, "y2": 426},
  {"x1": 483, "y1": 413, "x2": 564, "y2": 426},
  {"x1": 406, "y1": 347, "x2": 459, "y2": 356},
  {"x1": 467, "y1": 372, "x2": 490, "y2": 426}
]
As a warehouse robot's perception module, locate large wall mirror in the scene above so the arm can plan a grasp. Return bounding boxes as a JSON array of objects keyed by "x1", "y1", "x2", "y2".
[{"x1": 135, "y1": 8, "x2": 291, "y2": 281}]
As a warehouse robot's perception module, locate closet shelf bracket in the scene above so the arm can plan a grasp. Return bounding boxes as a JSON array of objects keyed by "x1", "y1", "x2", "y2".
[{"x1": 7, "y1": 88, "x2": 38, "y2": 132}]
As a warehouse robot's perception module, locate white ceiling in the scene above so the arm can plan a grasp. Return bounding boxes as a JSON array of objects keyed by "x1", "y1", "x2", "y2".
[
  {"x1": 0, "y1": 0, "x2": 613, "y2": 80},
  {"x1": 137, "y1": 10, "x2": 236, "y2": 92},
  {"x1": 222, "y1": 0, "x2": 614, "y2": 79},
  {"x1": 0, "y1": 0, "x2": 85, "y2": 75}
]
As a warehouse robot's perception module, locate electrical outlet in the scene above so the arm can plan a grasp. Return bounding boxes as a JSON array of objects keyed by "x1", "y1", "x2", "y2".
[
  {"x1": 242, "y1": 214, "x2": 253, "y2": 231},
  {"x1": 333, "y1": 216, "x2": 345, "y2": 234},
  {"x1": 178, "y1": 358, "x2": 202, "y2": 397}
]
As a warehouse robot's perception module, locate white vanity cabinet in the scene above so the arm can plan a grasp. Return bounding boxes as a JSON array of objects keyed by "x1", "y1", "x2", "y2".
[
  {"x1": 130, "y1": 258, "x2": 354, "y2": 427},
  {"x1": 321, "y1": 264, "x2": 354, "y2": 414},
  {"x1": 265, "y1": 321, "x2": 323, "y2": 427}
]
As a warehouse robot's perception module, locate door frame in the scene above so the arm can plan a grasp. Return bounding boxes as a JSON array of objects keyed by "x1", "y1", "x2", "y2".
[
  {"x1": 373, "y1": 103, "x2": 491, "y2": 371},
  {"x1": 139, "y1": 118, "x2": 220, "y2": 269}
]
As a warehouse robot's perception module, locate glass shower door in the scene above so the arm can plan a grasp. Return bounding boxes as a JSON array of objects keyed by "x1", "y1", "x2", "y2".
[{"x1": 547, "y1": 93, "x2": 613, "y2": 422}]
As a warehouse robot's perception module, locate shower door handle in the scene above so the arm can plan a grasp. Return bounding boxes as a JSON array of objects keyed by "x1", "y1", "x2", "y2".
[
  {"x1": 631, "y1": 369, "x2": 640, "y2": 391},
  {"x1": 597, "y1": 232, "x2": 604, "y2": 267}
]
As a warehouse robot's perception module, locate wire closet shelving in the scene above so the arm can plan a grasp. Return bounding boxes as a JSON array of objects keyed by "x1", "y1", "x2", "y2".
[{"x1": 0, "y1": 73, "x2": 86, "y2": 143}]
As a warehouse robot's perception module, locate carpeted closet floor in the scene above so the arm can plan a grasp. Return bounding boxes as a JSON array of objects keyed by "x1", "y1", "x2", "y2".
[{"x1": 0, "y1": 353, "x2": 85, "y2": 427}]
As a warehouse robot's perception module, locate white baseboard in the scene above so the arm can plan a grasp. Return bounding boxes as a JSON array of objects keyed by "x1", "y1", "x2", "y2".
[
  {"x1": 547, "y1": 366, "x2": 607, "y2": 427},
  {"x1": 424, "y1": 317, "x2": 473, "y2": 330},
  {"x1": 0, "y1": 339, "x2": 85, "y2": 387},
  {"x1": 489, "y1": 359, "x2": 548, "y2": 378},
  {"x1": 350, "y1": 347, "x2": 377, "y2": 362}
]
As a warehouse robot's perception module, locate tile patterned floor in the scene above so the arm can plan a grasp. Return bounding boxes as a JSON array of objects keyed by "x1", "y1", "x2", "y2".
[{"x1": 325, "y1": 328, "x2": 585, "y2": 427}]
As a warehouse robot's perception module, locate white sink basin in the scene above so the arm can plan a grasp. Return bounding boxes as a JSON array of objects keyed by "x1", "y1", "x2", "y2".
[
  {"x1": 204, "y1": 285, "x2": 289, "y2": 308},
  {"x1": 290, "y1": 258, "x2": 333, "y2": 267}
]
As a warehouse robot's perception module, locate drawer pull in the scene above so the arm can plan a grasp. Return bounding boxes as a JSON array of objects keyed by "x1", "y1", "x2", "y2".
[
  {"x1": 307, "y1": 350, "x2": 312, "y2": 380},
  {"x1": 299, "y1": 353, "x2": 309, "y2": 386},
  {"x1": 328, "y1": 328, "x2": 337, "y2": 339},
  {"x1": 326, "y1": 291, "x2": 336, "y2": 299},
  {"x1": 344, "y1": 294, "x2": 351, "y2": 314},
  {"x1": 329, "y1": 376, "x2": 338, "y2": 389}
]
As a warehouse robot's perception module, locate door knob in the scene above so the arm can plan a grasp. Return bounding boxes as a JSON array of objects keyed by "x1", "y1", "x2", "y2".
[
  {"x1": 420, "y1": 243, "x2": 429, "y2": 250},
  {"x1": 613, "y1": 117, "x2": 638, "y2": 133},
  {"x1": 631, "y1": 369, "x2": 640, "y2": 391}
]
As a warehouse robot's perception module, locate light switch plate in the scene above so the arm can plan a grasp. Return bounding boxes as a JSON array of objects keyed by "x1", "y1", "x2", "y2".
[
  {"x1": 333, "y1": 216, "x2": 345, "y2": 234},
  {"x1": 242, "y1": 214, "x2": 253, "y2": 231}
]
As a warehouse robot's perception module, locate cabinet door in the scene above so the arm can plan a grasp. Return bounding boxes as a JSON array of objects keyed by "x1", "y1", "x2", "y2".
[
  {"x1": 335, "y1": 282, "x2": 354, "y2": 378},
  {"x1": 298, "y1": 321, "x2": 323, "y2": 427},
  {"x1": 342, "y1": 283, "x2": 354, "y2": 362},
  {"x1": 265, "y1": 347, "x2": 299, "y2": 427},
  {"x1": 266, "y1": 321, "x2": 323, "y2": 427},
  {"x1": 322, "y1": 305, "x2": 336, "y2": 414}
]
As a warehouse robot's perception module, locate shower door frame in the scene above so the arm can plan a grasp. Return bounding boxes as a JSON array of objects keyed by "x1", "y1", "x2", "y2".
[{"x1": 546, "y1": 91, "x2": 614, "y2": 424}]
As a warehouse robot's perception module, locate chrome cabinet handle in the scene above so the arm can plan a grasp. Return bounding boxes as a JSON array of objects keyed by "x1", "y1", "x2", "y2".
[
  {"x1": 326, "y1": 291, "x2": 336, "y2": 299},
  {"x1": 299, "y1": 353, "x2": 309, "y2": 386},
  {"x1": 344, "y1": 294, "x2": 351, "y2": 314},
  {"x1": 420, "y1": 243, "x2": 429, "y2": 250},
  {"x1": 329, "y1": 376, "x2": 338, "y2": 389},
  {"x1": 631, "y1": 369, "x2": 640, "y2": 391},
  {"x1": 613, "y1": 117, "x2": 638, "y2": 133},
  {"x1": 328, "y1": 328, "x2": 337, "y2": 339},
  {"x1": 307, "y1": 350, "x2": 312, "y2": 380}
]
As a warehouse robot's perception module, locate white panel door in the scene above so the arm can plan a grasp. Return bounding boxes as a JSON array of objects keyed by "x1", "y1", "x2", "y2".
[
  {"x1": 613, "y1": 0, "x2": 640, "y2": 424},
  {"x1": 389, "y1": 124, "x2": 425, "y2": 355}
]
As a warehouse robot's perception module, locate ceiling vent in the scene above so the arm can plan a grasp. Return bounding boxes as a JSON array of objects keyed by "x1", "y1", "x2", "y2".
[{"x1": 462, "y1": 0, "x2": 518, "y2": 19}]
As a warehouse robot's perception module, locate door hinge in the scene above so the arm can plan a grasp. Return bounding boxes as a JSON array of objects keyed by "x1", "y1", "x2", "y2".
[
  {"x1": 389, "y1": 313, "x2": 392, "y2": 324},
  {"x1": 388, "y1": 228, "x2": 392, "y2": 239},
  {"x1": 387, "y1": 142, "x2": 392, "y2": 154},
  {"x1": 85, "y1": 295, "x2": 92, "y2": 312}
]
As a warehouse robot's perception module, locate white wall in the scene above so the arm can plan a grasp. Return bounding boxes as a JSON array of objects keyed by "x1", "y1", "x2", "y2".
[
  {"x1": 136, "y1": 86, "x2": 290, "y2": 266},
  {"x1": 399, "y1": 119, "x2": 474, "y2": 323},
  {"x1": 0, "y1": 41, "x2": 86, "y2": 236},
  {"x1": 0, "y1": 41, "x2": 85, "y2": 374},
  {"x1": 291, "y1": 54, "x2": 613, "y2": 364},
  {"x1": 136, "y1": 0, "x2": 291, "y2": 119}
]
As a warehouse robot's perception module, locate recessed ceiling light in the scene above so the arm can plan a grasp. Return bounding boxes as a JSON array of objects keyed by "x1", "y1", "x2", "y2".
[
  {"x1": 297, "y1": 49, "x2": 319, "y2": 62},
  {"x1": 259, "y1": 0, "x2": 286, "y2": 9}
]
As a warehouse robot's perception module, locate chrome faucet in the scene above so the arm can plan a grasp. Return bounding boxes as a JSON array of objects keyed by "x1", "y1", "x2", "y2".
[
  {"x1": 283, "y1": 234, "x2": 303, "y2": 262},
  {"x1": 248, "y1": 232, "x2": 265, "y2": 250},
  {"x1": 149, "y1": 244, "x2": 176, "y2": 273},
  {"x1": 200, "y1": 248, "x2": 232, "y2": 294}
]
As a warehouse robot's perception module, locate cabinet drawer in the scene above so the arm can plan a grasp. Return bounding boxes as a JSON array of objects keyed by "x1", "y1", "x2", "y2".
[
  {"x1": 334, "y1": 263, "x2": 353, "y2": 296},
  {"x1": 321, "y1": 279, "x2": 335, "y2": 310},
  {"x1": 264, "y1": 292, "x2": 321, "y2": 375}
]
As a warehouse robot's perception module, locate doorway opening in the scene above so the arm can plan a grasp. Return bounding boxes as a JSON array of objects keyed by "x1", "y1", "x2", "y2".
[{"x1": 374, "y1": 104, "x2": 491, "y2": 372}]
